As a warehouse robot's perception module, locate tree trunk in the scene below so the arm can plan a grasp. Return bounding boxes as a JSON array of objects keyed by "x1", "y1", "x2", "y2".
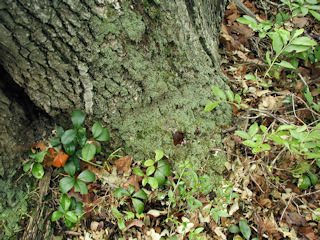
[{"x1": 0, "y1": 0, "x2": 231, "y2": 175}]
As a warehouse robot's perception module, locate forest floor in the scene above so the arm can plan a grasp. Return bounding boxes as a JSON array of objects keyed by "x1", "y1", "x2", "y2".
[{"x1": 11, "y1": 1, "x2": 320, "y2": 240}]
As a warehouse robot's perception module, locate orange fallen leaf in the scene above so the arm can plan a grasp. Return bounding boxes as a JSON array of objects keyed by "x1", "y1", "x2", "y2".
[{"x1": 52, "y1": 153, "x2": 69, "y2": 168}]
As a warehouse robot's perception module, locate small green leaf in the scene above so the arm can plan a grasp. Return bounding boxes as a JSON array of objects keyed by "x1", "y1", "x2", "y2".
[
  {"x1": 114, "y1": 187, "x2": 130, "y2": 198},
  {"x1": 298, "y1": 175, "x2": 311, "y2": 189},
  {"x1": 75, "y1": 202, "x2": 83, "y2": 216},
  {"x1": 64, "y1": 141, "x2": 76, "y2": 156},
  {"x1": 64, "y1": 218, "x2": 74, "y2": 228},
  {"x1": 155, "y1": 150, "x2": 164, "y2": 161},
  {"x1": 260, "y1": 125, "x2": 268, "y2": 134},
  {"x1": 133, "y1": 168, "x2": 145, "y2": 177},
  {"x1": 310, "y1": 9, "x2": 320, "y2": 21},
  {"x1": 81, "y1": 143, "x2": 96, "y2": 161},
  {"x1": 249, "y1": 123, "x2": 259, "y2": 137},
  {"x1": 56, "y1": 126, "x2": 65, "y2": 138},
  {"x1": 235, "y1": 94, "x2": 242, "y2": 104},
  {"x1": 268, "y1": 32, "x2": 283, "y2": 56},
  {"x1": 235, "y1": 130, "x2": 251, "y2": 140},
  {"x1": 291, "y1": 37, "x2": 317, "y2": 46},
  {"x1": 243, "y1": 140, "x2": 259, "y2": 148},
  {"x1": 276, "y1": 61, "x2": 296, "y2": 69},
  {"x1": 23, "y1": 162, "x2": 32, "y2": 172},
  {"x1": 64, "y1": 159, "x2": 76, "y2": 176},
  {"x1": 32, "y1": 163, "x2": 44, "y2": 179},
  {"x1": 35, "y1": 151, "x2": 48, "y2": 163},
  {"x1": 204, "y1": 101, "x2": 221, "y2": 112},
  {"x1": 148, "y1": 177, "x2": 159, "y2": 189},
  {"x1": 128, "y1": 184, "x2": 135, "y2": 195},
  {"x1": 92, "y1": 122, "x2": 103, "y2": 139},
  {"x1": 277, "y1": 125, "x2": 296, "y2": 131},
  {"x1": 49, "y1": 137, "x2": 61, "y2": 147},
  {"x1": 133, "y1": 189, "x2": 148, "y2": 200},
  {"x1": 307, "y1": 170, "x2": 319, "y2": 186},
  {"x1": 239, "y1": 220, "x2": 251, "y2": 240},
  {"x1": 61, "y1": 194, "x2": 71, "y2": 211},
  {"x1": 144, "y1": 159, "x2": 155, "y2": 167},
  {"x1": 59, "y1": 177, "x2": 75, "y2": 193},
  {"x1": 51, "y1": 211, "x2": 63, "y2": 221},
  {"x1": 61, "y1": 129, "x2": 76, "y2": 145},
  {"x1": 112, "y1": 207, "x2": 123, "y2": 219},
  {"x1": 218, "y1": 210, "x2": 230, "y2": 218},
  {"x1": 303, "y1": 88, "x2": 313, "y2": 105},
  {"x1": 132, "y1": 198, "x2": 145, "y2": 214},
  {"x1": 292, "y1": 28, "x2": 304, "y2": 39},
  {"x1": 65, "y1": 211, "x2": 78, "y2": 223},
  {"x1": 74, "y1": 180, "x2": 88, "y2": 194},
  {"x1": 77, "y1": 170, "x2": 95, "y2": 182},
  {"x1": 226, "y1": 90, "x2": 234, "y2": 102},
  {"x1": 77, "y1": 128, "x2": 87, "y2": 147},
  {"x1": 146, "y1": 166, "x2": 155, "y2": 176},
  {"x1": 229, "y1": 224, "x2": 240, "y2": 233},
  {"x1": 261, "y1": 144, "x2": 271, "y2": 150},
  {"x1": 212, "y1": 86, "x2": 226, "y2": 100},
  {"x1": 95, "y1": 128, "x2": 110, "y2": 141},
  {"x1": 118, "y1": 218, "x2": 126, "y2": 231},
  {"x1": 142, "y1": 177, "x2": 148, "y2": 186},
  {"x1": 154, "y1": 170, "x2": 166, "y2": 186},
  {"x1": 72, "y1": 110, "x2": 85, "y2": 129},
  {"x1": 244, "y1": 74, "x2": 256, "y2": 81},
  {"x1": 158, "y1": 160, "x2": 171, "y2": 177}
]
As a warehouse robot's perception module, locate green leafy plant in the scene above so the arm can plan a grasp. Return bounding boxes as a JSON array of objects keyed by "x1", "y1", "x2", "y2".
[
  {"x1": 133, "y1": 150, "x2": 171, "y2": 189},
  {"x1": 59, "y1": 169, "x2": 95, "y2": 194},
  {"x1": 23, "y1": 150, "x2": 48, "y2": 179},
  {"x1": 281, "y1": 0, "x2": 320, "y2": 21},
  {"x1": 204, "y1": 86, "x2": 248, "y2": 113},
  {"x1": 237, "y1": 15, "x2": 273, "y2": 38},
  {"x1": 51, "y1": 194, "x2": 84, "y2": 228},
  {"x1": 229, "y1": 220, "x2": 259, "y2": 240}
]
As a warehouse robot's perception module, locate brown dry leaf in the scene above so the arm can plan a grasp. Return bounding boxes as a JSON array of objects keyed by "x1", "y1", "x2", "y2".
[
  {"x1": 293, "y1": 17, "x2": 308, "y2": 28},
  {"x1": 234, "y1": 50, "x2": 264, "y2": 65},
  {"x1": 114, "y1": 155, "x2": 133, "y2": 175},
  {"x1": 123, "y1": 175, "x2": 142, "y2": 191},
  {"x1": 258, "y1": 95, "x2": 284, "y2": 110},
  {"x1": 261, "y1": 214, "x2": 279, "y2": 237},
  {"x1": 31, "y1": 141, "x2": 47, "y2": 151},
  {"x1": 298, "y1": 226, "x2": 317, "y2": 240},
  {"x1": 124, "y1": 219, "x2": 144, "y2": 231},
  {"x1": 284, "y1": 211, "x2": 307, "y2": 227}
]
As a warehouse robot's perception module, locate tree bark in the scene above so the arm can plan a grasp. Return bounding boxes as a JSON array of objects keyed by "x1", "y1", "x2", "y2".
[{"x1": 0, "y1": 0, "x2": 231, "y2": 175}]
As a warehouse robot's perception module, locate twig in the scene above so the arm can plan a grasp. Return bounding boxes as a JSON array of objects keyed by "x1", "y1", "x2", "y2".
[{"x1": 279, "y1": 195, "x2": 292, "y2": 223}]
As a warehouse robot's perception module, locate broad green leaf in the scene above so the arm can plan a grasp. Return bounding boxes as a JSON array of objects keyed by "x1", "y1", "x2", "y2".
[
  {"x1": 59, "y1": 176, "x2": 75, "y2": 193},
  {"x1": 142, "y1": 177, "x2": 148, "y2": 186},
  {"x1": 132, "y1": 198, "x2": 145, "y2": 214},
  {"x1": 301, "y1": 6, "x2": 309, "y2": 15},
  {"x1": 51, "y1": 211, "x2": 63, "y2": 221},
  {"x1": 118, "y1": 218, "x2": 126, "y2": 231},
  {"x1": 237, "y1": 15, "x2": 257, "y2": 25},
  {"x1": 244, "y1": 73, "x2": 256, "y2": 81},
  {"x1": 114, "y1": 187, "x2": 130, "y2": 198},
  {"x1": 261, "y1": 144, "x2": 271, "y2": 150},
  {"x1": 158, "y1": 160, "x2": 171, "y2": 177},
  {"x1": 292, "y1": 28, "x2": 304, "y2": 39},
  {"x1": 112, "y1": 207, "x2": 123, "y2": 219},
  {"x1": 260, "y1": 125, "x2": 268, "y2": 134},
  {"x1": 306, "y1": 152, "x2": 320, "y2": 159},
  {"x1": 235, "y1": 94, "x2": 242, "y2": 104},
  {"x1": 70, "y1": 197, "x2": 76, "y2": 209},
  {"x1": 249, "y1": 123, "x2": 259, "y2": 137},
  {"x1": 32, "y1": 163, "x2": 44, "y2": 179},
  {"x1": 148, "y1": 177, "x2": 159, "y2": 189},
  {"x1": 268, "y1": 32, "x2": 283, "y2": 55},
  {"x1": 64, "y1": 141, "x2": 76, "y2": 156},
  {"x1": 64, "y1": 218, "x2": 74, "y2": 228},
  {"x1": 243, "y1": 140, "x2": 259, "y2": 148},
  {"x1": 146, "y1": 166, "x2": 155, "y2": 176},
  {"x1": 77, "y1": 128, "x2": 87, "y2": 147},
  {"x1": 276, "y1": 61, "x2": 296, "y2": 69},
  {"x1": 235, "y1": 130, "x2": 250, "y2": 140},
  {"x1": 92, "y1": 122, "x2": 103, "y2": 139},
  {"x1": 194, "y1": 227, "x2": 204, "y2": 234},
  {"x1": 56, "y1": 125, "x2": 65, "y2": 138},
  {"x1": 75, "y1": 202, "x2": 83, "y2": 216},
  {"x1": 277, "y1": 125, "x2": 296, "y2": 131},
  {"x1": 204, "y1": 101, "x2": 221, "y2": 112},
  {"x1": 239, "y1": 220, "x2": 251, "y2": 240},
  {"x1": 74, "y1": 180, "x2": 88, "y2": 194},
  {"x1": 296, "y1": 124, "x2": 308, "y2": 132},
  {"x1": 291, "y1": 37, "x2": 317, "y2": 46},
  {"x1": 307, "y1": 170, "x2": 319, "y2": 185},
  {"x1": 229, "y1": 225, "x2": 240, "y2": 233},
  {"x1": 154, "y1": 170, "x2": 166, "y2": 186},
  {"x1": 310, "y1": 10, "x2": 320, "y2": 21},
  {"x1": 35, "y1": 151, "x2": 48, "y2": 163},
  {"x1": 77, "y1": 170, "x2": 95, "y2": 182},
  {"x1": 61, "y1": 129, "x2": 76, "y2": 145},
  {"x1": 95, "y1": 128, "x2": 110, "y2": 141},
  {"x1": 64, "y1": 159, "x2": 76, "y2": 176},
  {"x1": 298, "y1": 175, "x2": 311, "y2": 189},
  {"x1": 49, "y1": 137, "x2": 61, "y2": 147},
  {"x1": 72, "y1": 110, "x2": 85, "y2": 129},
  {"x1": 144, "y1": 159, "x2": 155, "y2": 167},
  {"x1": 284, "y1": 45, "x2": 310, "y2": 53},
  {"x1": 61, "y1": 194, "x2": 71, "y2": 211},
  {"x1": 218, "y1": 210, "x2": 230, "y2": 217},
  {"x1": 212, "y1": 86, "x2": 226, "y2": 100},
  {"x1": 81, "y1": 143, "x2": 96, "y2": 161},
  {"x1": 65, "y1": 211, "x2": 78, "y2": 223},
  {"x1": 133, "y1": 189, "x2": 148, "y2": 200},
  {"x1": 303, "y1": 89, "x2": 313, "y2": 105},
  {"x1": 133, "y1": 168, "x2": 145, "y2": 177},
  {"x1": 293, "y1": 162, "x2": 311, "y2": 174},
  {"x1": 277, "y1": 28, "x2": 290, "y2": 45},
  {"x1": 226, "y1": 90, "x2": 234, "y2": 102},
  {"x1": 155, "y1": 149, "x2": 164, "y2": 161},
  {"x1": 23, "y1": 161, "x2": 32, "y2": 172}
]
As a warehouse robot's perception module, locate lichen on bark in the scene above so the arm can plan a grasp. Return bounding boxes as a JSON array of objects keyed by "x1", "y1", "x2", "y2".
[{"x1": 0, "y1": 0, "x2": 231, "y2": 184}]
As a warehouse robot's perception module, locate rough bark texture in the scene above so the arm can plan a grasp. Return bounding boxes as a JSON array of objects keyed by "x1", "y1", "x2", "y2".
[{"x1": 0, "y1": 0, "x2": 231, "y2": 175}]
